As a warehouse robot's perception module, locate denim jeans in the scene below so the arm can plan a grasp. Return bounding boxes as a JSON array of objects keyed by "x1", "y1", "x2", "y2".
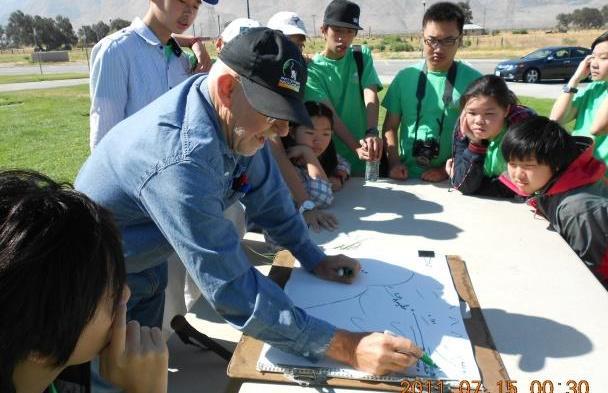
[{"x1": 91, "y1": 262, "x2": 168, "y2": 393}]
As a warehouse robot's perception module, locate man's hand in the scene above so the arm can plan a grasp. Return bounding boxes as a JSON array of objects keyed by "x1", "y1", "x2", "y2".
[
  {"x1": 100, "y1": 302, "x2": 168, "y2": 393},
  {"x1": 359, "y1": 135, "x2": 383, "y2": 161},
  {"x1": 191, "y1": 40, "x2": 212, "y2": 73},
  {"x1": 325, "y1": 330, "x2": 422, "y2": 375},
  {"x1": 421, "y1": 167, "x2": 448, "y2": 182},
  {"x1": 313, "y1": 254, "x2": 360, "y2": 284},
  {"x1": 388, "y1": 162, "x2": 408, "y2": 180},
  {"x1": 303, "y1": 209, "x2": 339, "y2": 232}
]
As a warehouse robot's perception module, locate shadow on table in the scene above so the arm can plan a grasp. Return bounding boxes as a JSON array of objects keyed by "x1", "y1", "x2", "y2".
[
  {"x1": 313, "y1": 182, "x2": 462, "y2": 245},
  {"x1": 481, "y1": 308, "x2": 593, "y2": 372}
]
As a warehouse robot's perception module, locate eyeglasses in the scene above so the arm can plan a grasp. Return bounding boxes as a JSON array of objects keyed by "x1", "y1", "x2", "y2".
[{"x1": 423, "y1": 35, "x2": 461, "y2": 48}]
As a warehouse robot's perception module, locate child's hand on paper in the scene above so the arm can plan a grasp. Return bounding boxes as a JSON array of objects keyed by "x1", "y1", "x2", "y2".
[{"x1": 313, "y1": 254, "x2": 361, "y2": 284}]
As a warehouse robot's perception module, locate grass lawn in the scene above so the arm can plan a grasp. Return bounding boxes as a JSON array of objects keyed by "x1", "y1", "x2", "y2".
[
  {"x1": 0, "y1": 85, "x2": 90, "y2": 182},
  {"x1": 0, "y1": 85, "x2": 559, "y2": 183},
  {"x1": 0, "y1": 72, "x2": 89, "y2": 84}
]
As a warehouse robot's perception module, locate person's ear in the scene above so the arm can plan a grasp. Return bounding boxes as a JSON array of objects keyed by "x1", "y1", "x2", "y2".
[
  {"x1": 320, "y1": 25, "x2": 328, "y2": 38},
  {"x1": 215, "y1": 74, "x2": 237, "y2": 109},
  {"x1": 28, "y1": 351, "x2": 52, "y2": 366},
  {"x1": 504, "y1": 104, "x2": 511, "y2": 118}
]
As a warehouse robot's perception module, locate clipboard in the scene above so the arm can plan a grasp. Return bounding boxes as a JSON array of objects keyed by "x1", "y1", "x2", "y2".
[{"x1": 227, "y1": 251, "x2": 509, "y2": 392}]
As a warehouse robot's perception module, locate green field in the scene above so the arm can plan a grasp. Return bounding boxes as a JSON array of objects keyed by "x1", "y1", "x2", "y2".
[
  {"x1": 0, "y1": 72, "x2": 89, "y2": 84},
  {"x1": 0, "y1": 85, "x2": 557, "y2": 183}
]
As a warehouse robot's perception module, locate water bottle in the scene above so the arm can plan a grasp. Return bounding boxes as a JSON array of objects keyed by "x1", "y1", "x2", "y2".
[{"x1": 365, "y1": 160, "x2": 379, "y2": 182}]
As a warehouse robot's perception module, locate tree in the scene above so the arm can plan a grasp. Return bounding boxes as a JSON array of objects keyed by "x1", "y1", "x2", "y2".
[
  {"x1": 602, "y1": 5, "x2": 608, "y2": 25},
  {"x1": 55, "y1": 15, "x2": 78, "y2": 49},
  {"x1": 110, "y1": 18, "x2": 130, "y2": 32},
  {"x1": 0, "y1": 25, "x2": 7, "y2": 49},
  {"x1": 32, "y1": 15, "x2": 65, "y2": 51},
  {"x1": 78, "y1": 25, "x2": 97, "y2": 44},
  {"x1": 571, "y1": 7, "x2": 604, "y2": 29},
  {"x1": 91, "y1": 21, "x2": 110, "y2": 42},
  {"x1": 457, "y1": 1, "x2": 473, "y2": 24},
  {"x1": 5, "y1": 10, "x2": 34, "y2": 48},
  {"x1": 556, "y1": 13, "x2": 572, "y2": 31}
]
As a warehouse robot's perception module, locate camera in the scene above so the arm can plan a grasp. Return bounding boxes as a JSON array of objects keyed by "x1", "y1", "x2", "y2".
[{"x1": 412, "y1": 138, "x2": 440, "y2": 168}]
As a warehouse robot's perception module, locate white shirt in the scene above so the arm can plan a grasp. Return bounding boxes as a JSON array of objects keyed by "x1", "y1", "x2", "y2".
[{"x1": 89, "y1": 17, "x2": 192, "y2": 151}]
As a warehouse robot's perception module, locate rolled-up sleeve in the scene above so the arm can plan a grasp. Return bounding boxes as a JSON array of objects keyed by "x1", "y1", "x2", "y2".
[{"x1": 138, "y1": 155, "x2": 334, "y2": 361}]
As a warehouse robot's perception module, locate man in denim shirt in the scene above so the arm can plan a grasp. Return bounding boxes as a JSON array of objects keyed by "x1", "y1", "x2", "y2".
[{"x1": 76, "y1": 28, "x2": 422, "y2": 376}]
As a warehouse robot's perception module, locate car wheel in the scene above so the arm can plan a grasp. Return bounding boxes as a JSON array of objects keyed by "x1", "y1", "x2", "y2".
[{"x1": 524, "y1": 68, "x2": 540, "y2": 83}]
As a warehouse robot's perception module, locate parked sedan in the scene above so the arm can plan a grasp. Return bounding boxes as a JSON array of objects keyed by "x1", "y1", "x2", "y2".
[{"x1": 495, "y1": 46, "x2": 591, "y2": 83}]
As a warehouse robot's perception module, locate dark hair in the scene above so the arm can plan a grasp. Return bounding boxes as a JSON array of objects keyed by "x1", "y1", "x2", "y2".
[
  {"x1": 0, "y1": 170, "x2": 126, "y2": 393},
  {"x1": 501, "y1": 116, "x2": 579, "y2": 174},
  {"x1": 460, "y1": 75, "x2": 518, "y2": 110},
  {"x1": 422, "y1": 2, "x2": 465, "y2": 34},
  {"x1": 285, "y1": 101, "x2": 339, "y2": 175},
  {"x1": 591, "y1": 31, "x2": 608, "y2": 51}
]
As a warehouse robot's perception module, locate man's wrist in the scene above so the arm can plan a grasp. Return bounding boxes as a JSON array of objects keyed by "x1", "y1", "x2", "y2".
[{"x1": 325, "y1": 330, "x2": 362, "y2": 367}]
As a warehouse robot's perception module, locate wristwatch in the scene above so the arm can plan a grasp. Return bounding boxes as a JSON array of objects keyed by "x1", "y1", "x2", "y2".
[
  {"x1": 365, "y1": 126, "x2": 379, "y2": 136},
  {"x1": 562, "y1": 85, "x2": 578, "y2": 94},
  {"x1": 298, "y1": 200, "x2": 316, "y2": 214}
]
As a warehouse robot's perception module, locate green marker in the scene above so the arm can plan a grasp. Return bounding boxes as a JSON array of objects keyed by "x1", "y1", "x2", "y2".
[{"x1": 384, "y1": 330, "x2": 439, "y2": 369}]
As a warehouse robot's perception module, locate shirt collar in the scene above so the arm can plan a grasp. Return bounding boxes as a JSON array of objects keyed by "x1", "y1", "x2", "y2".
[{"x1": 131, "y1": 17, "x2": 163, "y2": 47}]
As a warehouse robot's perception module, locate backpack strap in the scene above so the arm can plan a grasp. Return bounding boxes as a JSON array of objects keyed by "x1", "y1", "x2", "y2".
[{"x1": 352, "y1": 45, "x2": 364, "y2": 101}]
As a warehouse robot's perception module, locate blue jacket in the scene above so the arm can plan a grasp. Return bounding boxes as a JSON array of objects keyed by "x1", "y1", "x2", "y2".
[{"x1": 75, "y1": 74, "x2": 334, "y2": 361}]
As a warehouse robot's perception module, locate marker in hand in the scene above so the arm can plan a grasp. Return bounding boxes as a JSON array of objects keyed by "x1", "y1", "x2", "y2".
[
  {"x1": 336, "y1": 266, "x2": 354, "y2": 278},
  {"x1": 384, "y1": 330, "x2": 439, "y2": 369}
]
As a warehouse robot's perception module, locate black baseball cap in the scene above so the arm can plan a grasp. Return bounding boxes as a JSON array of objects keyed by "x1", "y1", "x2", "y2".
[
  {"x1": 323, "y1": 0, "x2": 363, "y2": 30},
  {"x1": 218, "y1": 27, "x2": 312, "y2": 128},
  {"x1": 203, "y1": 0, "x2": 219, "y2": 4}
]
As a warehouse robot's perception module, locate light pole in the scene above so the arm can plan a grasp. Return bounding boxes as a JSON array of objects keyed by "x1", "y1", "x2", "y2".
[
  {"x1": 422, "y1": 1, "x2": 426, "y2": 16},
  {"x1": 246, "y1": 0, "x2": 251, "y2": 18}
]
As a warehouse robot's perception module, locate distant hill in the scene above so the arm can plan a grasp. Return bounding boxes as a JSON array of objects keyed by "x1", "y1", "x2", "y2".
[{"x1": 1, "y1": 0, "x2": 607, "y2": 35}]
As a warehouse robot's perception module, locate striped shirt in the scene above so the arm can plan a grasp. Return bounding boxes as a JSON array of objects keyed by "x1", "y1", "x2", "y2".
[{"x1": 89, "y1": 17, "x2": 193, "y2": 150}]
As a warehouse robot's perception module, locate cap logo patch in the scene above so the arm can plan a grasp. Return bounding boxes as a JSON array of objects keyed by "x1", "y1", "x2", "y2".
[
  {"x1": 279, "y1": 59, "x2": 303, "y2": 93},
  {"x1": 353, "y1": 17, "x2": 359, "y2": 24}
]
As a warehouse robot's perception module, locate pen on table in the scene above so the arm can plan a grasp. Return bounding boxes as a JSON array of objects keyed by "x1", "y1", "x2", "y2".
[
  {"x1": 384, "y1": 330, "x2": 439, "y2": 369},
  {"x1": 336, "y1": 266, "x2": 354, "y2": 277}
]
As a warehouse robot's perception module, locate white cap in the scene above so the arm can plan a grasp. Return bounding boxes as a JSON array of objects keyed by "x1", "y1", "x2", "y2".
[
  {"x1": 267, "y1": 11, "x2": 307, "y2": 37},
  {"x1": 220, "y1": 18, "x2": 261, "y2": 43}
]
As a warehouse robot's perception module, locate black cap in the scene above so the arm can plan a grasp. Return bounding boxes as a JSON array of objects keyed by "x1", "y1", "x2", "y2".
[
  {"x1": 218, "y1": 27, "x2": 312, "y2": 127},
  {"x1": 323, "y1": 0, "x2": 363, "y2": 30}
]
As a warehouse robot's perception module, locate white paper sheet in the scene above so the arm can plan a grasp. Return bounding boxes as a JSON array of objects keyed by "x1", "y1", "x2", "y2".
[{"x1": 257, "y1": 247, "x2": 481, "y2": 382}]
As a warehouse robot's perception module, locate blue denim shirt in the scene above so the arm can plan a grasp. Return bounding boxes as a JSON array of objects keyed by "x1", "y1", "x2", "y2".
[{"x1": 75, "y1": 74, "x2": 335, "y2": 361}]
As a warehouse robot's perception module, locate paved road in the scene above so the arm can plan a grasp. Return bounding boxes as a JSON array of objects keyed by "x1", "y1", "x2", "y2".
[
  {"x1": 0, "y1": 78, "x2": 89, "y2": 93},
  {"x1": 0, "y1": 59, "x2": 577, "y2": 99},
  {"x1": 0, "y1": 63, "x2": 89, "y2": 75}
]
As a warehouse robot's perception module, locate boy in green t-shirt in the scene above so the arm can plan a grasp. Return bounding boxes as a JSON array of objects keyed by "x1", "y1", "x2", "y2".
[
  {"x1": 382, "y1": 2, "x2": 482, "y2": 181},
  {"x1": 305, "y1": 0, "x2": 383, "y2": 175},
  {"x1": 550, "y1": 31, "x2": 608, "y2": 176}
]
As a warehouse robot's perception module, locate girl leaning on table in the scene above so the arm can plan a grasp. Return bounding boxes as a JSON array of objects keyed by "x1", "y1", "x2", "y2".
[
  {"x1": 446, "y1": 75, "x2": 535, "y2": 197},
  {"x1": 281, "y1": 101, "x2": 351, "y2": 219}
]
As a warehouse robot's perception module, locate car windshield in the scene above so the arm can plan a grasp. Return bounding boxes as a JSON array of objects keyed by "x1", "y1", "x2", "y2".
[{"x1": 523, "y1": 49, "x2": 553, "y2": 60}]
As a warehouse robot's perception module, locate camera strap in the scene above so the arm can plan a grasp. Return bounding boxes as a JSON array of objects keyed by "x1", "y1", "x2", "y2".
[{"x1": 412, "y1": 61, "x2": 458, "y2": 143}]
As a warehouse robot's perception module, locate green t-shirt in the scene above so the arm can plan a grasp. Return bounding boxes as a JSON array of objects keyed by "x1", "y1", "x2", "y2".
[
  {"x1": 381, "y1": 60, "x2": 483, "y2": 178},
  {"x1": 483, "y1": 126, "x2": 507, "y2": 177},
  {"x1": 305, "y1": 46, "x2": 382, "y2": 175},
  {"x1": 572, "y1": 80, "x2": 608, "y2": 175}
]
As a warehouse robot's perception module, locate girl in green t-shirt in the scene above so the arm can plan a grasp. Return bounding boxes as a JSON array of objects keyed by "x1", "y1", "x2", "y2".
[{"x1": 447, "y1": 75, "x2": 535, "y2": 196}]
